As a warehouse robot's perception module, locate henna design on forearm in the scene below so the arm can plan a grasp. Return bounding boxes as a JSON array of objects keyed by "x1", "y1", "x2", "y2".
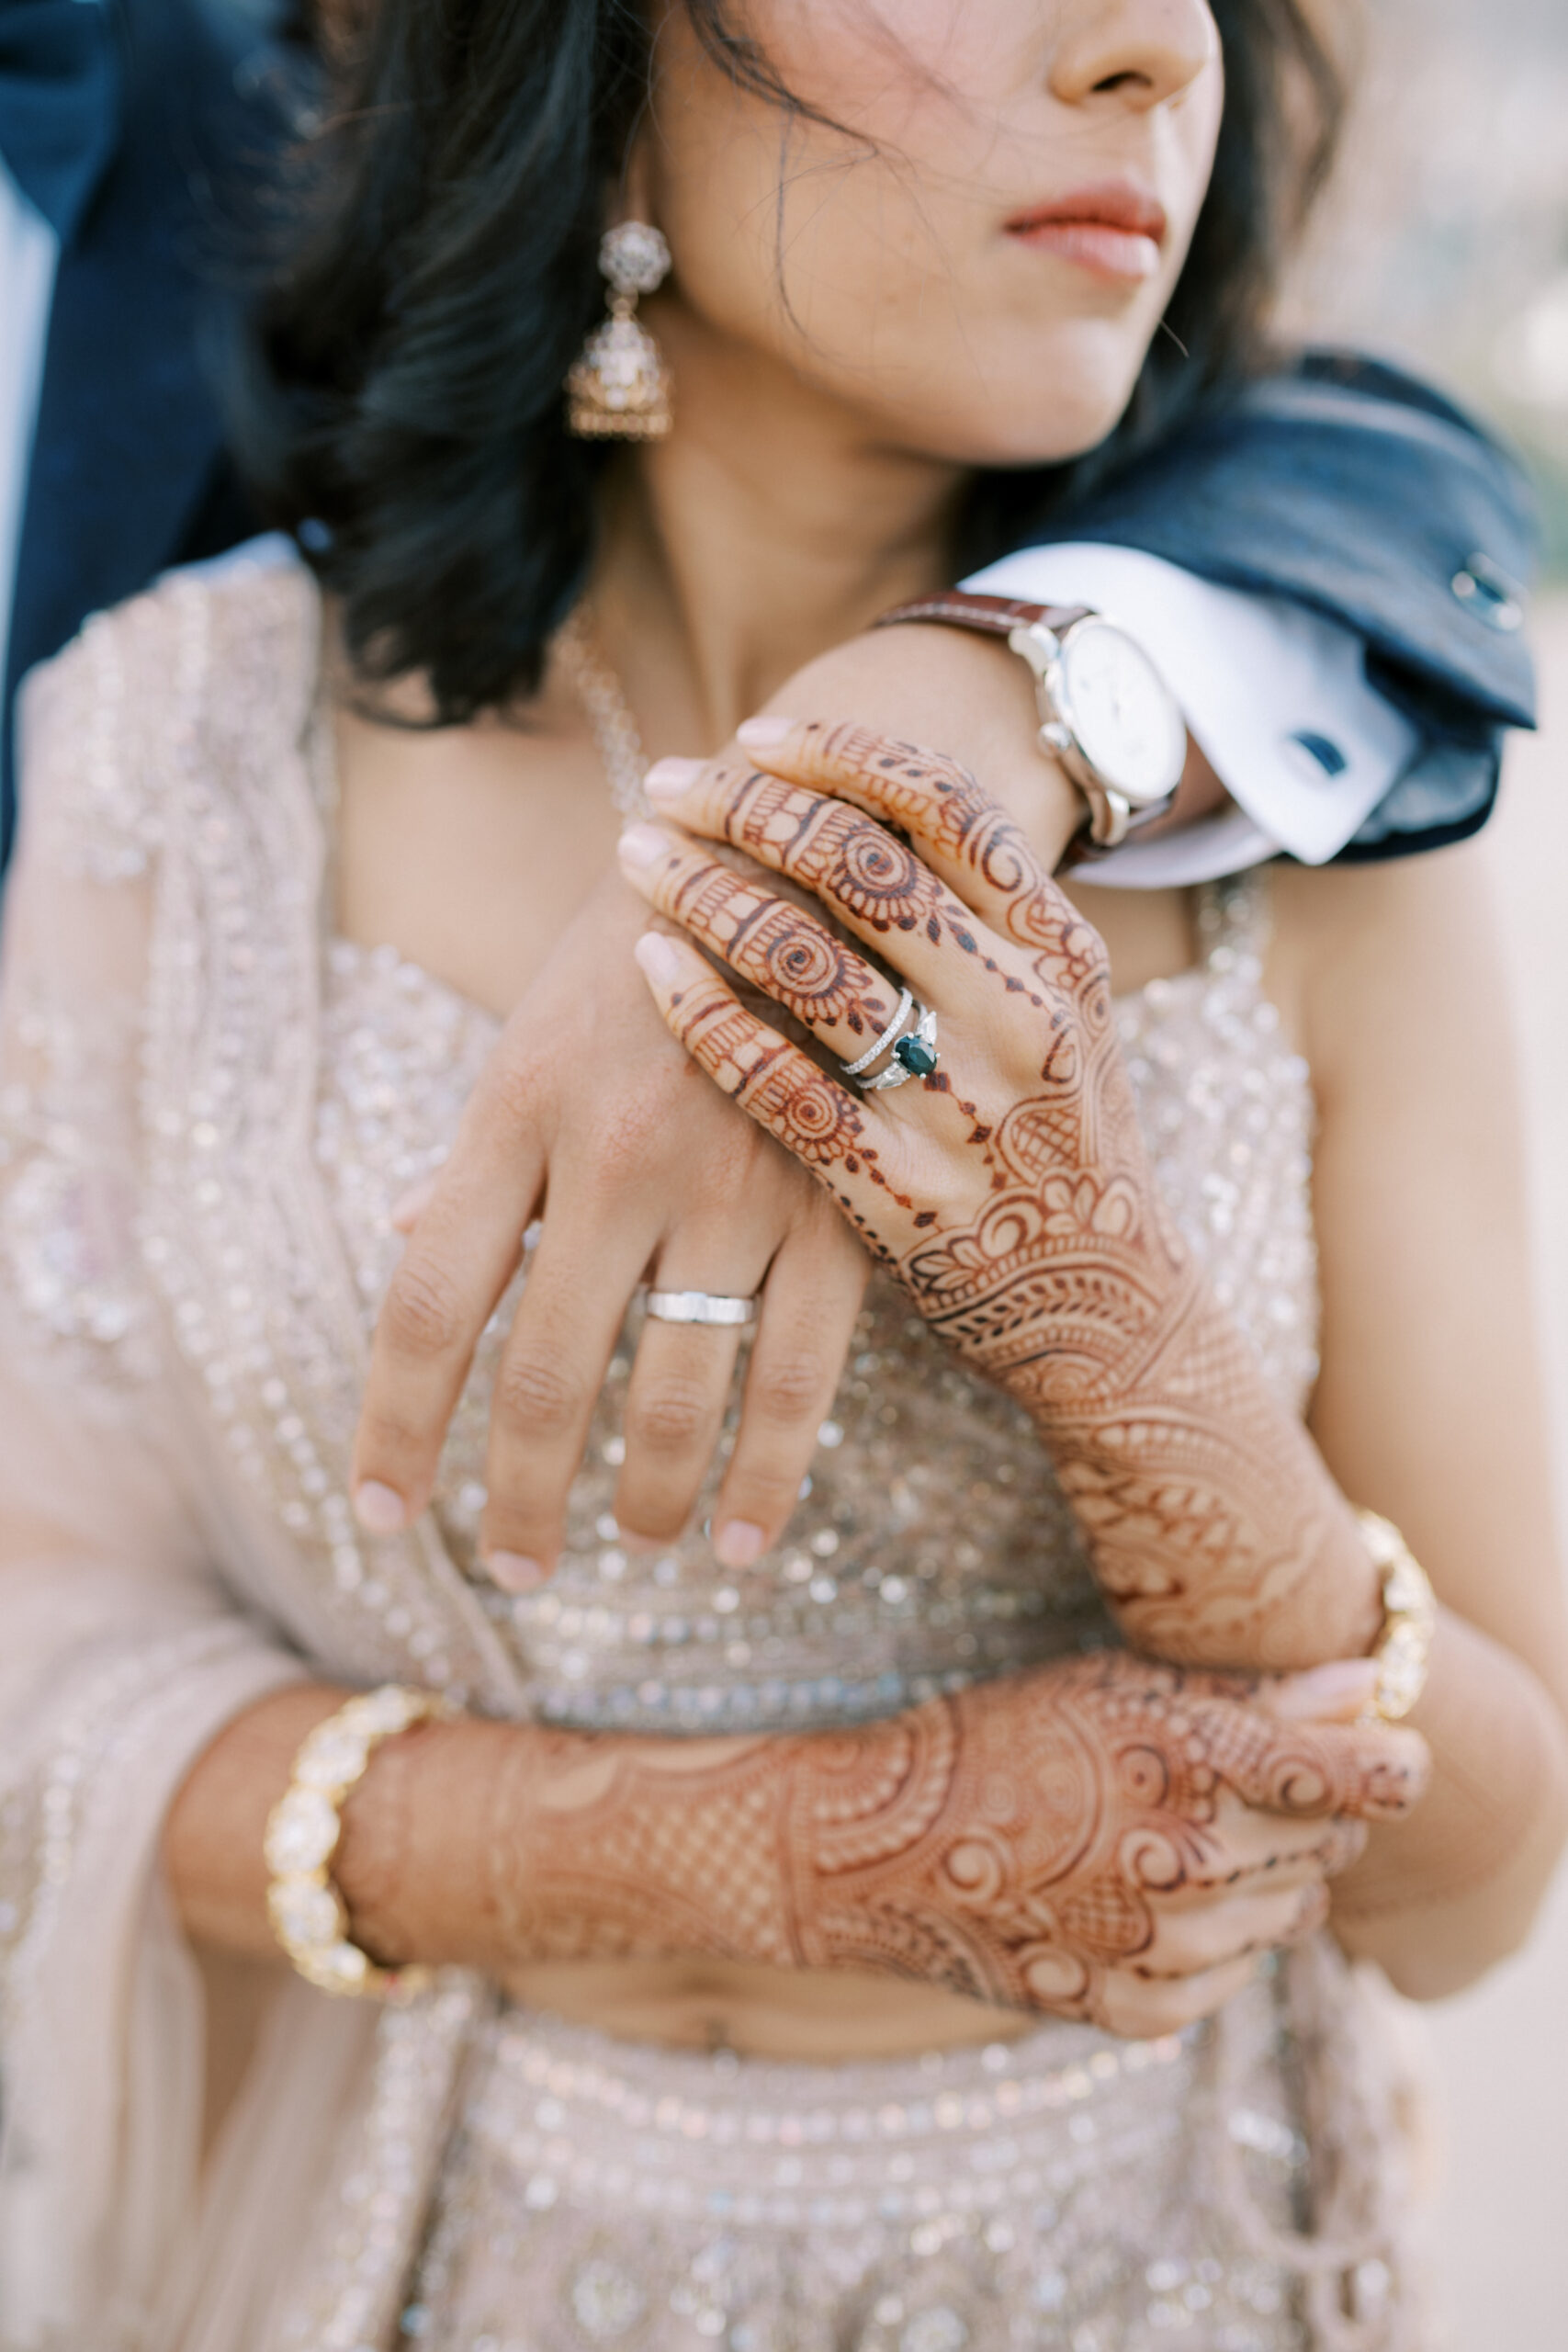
[
  {"x1": 484, "y1": 1654, "x2": 1417, "y2": 2025},
  {"x1": 649, "y1": 725, "x2": 1385, "y2": 1670}
]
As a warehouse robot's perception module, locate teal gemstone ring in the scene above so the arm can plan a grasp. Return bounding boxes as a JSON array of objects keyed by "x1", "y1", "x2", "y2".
[{"x1": 859, "y1": 1001, "x2": 939, "y2": 1092}]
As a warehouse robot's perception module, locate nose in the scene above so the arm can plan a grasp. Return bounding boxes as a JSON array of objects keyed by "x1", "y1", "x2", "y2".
[{"x1": 1049, "y1": 0, "x2": 1220, "y2": 115}]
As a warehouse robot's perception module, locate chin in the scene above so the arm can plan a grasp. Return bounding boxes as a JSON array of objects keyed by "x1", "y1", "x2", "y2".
[{"x1": 893, "y1": 327, "x2": 1158, "y2": 471}]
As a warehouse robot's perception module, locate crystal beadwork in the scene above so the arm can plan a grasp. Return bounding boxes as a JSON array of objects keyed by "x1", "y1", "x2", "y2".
[
  {"x1": 306, "y1": 868, "x2": 1315, "y2": 1743},
  {"x1": 2, "y1": 554, "x2": 1420, "y2": 2352},
  {"x1": 396, "y1": 1988, "x2": 1334, "y2": 2349}
]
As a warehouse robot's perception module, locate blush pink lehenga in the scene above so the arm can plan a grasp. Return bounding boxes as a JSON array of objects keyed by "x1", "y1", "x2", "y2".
[{"x1": 0, "y1": 544, "x2": 1430, "y2": 2352}]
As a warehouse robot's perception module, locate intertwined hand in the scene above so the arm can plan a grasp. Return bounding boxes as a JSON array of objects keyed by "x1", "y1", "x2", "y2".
[{"x1": 491, "y1": 1649, "x2": 1427, "y2": 2038}]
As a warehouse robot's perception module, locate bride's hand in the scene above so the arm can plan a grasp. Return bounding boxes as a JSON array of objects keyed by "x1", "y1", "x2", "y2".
[
  {"x1": 348, "y1": 624, "x2": 1090, "y2": 1584},
  {"x1": 476, "y1": 1650, "x2": 1427, "y2": 2039},
  {"x1": 620, "y1": 718, "x2": 1384, "y2": 1673},
  {"x1": 622, "y1": 716, "x2": 1170, "y2": 1363}
]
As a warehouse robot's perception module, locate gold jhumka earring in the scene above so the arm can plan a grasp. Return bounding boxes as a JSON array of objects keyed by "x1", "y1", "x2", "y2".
[{"x1": 566, "y1": 221, "x2": 673, "y2": 440}]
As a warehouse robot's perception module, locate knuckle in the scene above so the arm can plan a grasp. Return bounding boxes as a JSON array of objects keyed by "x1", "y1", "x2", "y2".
[
  {"x1": 481, "y1": 1453, "x2": 565, "y2": 1542},
  {"x1": 479, "y1": 1051, "x2": 546, "y2": 1140},
  {"x1": 482, "y1": 1506, "x2": 553, "y2": 1559},
  {"x1": 728, "y1": 1442, "x2": 807, "y2": 1499},
  {"x1": 685, "y1": 1138, "x2": 771, "y2": 1217},
  {"x1": 492, "y1": 1351, "x2": 586, "y2": 1441},
  {"x1": 624, "y1": 1378, "x2": 716, "y2": 1457},
  {"x1": 721, "y1": 1463, "x2": 803, "y2": 1530},
  {"x1": 379, "y1": 1260, "x2": 468, "y2": 1361},
  {"x1": 355, "y1": 1404, "x2": 430, "y2": 1473},
  {"x1": 750, "y1": 1349, "x2": 832, "y2": 1428},
  {"x1": 581, "y1": 1099, "x2": 682, "y2": 1195}
]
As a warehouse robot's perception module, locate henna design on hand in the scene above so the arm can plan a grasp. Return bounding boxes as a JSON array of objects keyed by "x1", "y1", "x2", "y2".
[
  {"x1": 488, "y1": 1653, "x2": 1424, "y2": 2028},
  {"x1": 666, "y1": 854, "x2": 897, "y2": 1042},
  {"x1": 633, "y1": 724, "x2": 1387, "y2": 1671},
  {"x1": 670, "y1": 977, "x2": 875, "y2": 1174},
  {"x1": 703, "y1": 763, "x2": 992, "y2": 962}
]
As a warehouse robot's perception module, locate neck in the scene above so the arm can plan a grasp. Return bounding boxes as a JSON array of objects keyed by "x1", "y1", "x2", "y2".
[{"x1": 592, "y1": 331, "x2": 966, "y2": 754}]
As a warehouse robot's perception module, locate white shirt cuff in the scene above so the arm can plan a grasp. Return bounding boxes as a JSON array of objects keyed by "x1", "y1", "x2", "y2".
[{"x1": 962, "y1": 542, "x2": 1420, "y2": 888}]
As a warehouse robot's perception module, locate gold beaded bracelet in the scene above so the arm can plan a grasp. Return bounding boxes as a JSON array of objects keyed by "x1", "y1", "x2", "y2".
[
  {"x1": 263, "y1": 1683, "x2": 456, "y2": 2000},
  {"x1": 1355, "y1": 1510, "x2": 1438, "y2": 1722}
]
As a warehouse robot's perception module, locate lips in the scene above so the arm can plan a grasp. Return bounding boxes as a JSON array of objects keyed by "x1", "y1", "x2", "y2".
[{"x1": 1004, "y1": 182, "x2": 1168, "y2": 284}]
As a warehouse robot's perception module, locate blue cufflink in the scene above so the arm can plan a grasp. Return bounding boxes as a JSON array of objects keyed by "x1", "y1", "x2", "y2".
[{"x1": 1289, "y1": 731, "x2": 1349, "y2": 779}]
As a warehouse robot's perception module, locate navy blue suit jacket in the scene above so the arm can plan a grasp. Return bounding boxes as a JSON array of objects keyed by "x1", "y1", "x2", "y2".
[
  {"x1": 1043, "y1": 353, "x2": 1539, "y2": 859},
  {"x1": 0, "y1": 0, "x2": 288, "y2": 869},
  {"x1": 0, "y1": 2, "x2": 1540, "y2": 876}
]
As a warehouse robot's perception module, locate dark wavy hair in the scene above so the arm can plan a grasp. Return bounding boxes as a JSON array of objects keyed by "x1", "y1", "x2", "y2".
[{"x1": 234, "y1": 0, "x2": 1350, "y2": 724}]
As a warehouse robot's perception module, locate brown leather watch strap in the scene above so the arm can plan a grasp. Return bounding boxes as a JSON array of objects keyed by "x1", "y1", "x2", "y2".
[
  {"x1": 874, "y1": 592, "x2": 1094, "y2": 639},
  {"x1": 874, "y1": 588, "x2": 1185, "y2": 868}
]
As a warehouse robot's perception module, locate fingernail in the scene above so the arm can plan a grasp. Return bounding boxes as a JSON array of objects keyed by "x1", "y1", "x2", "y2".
[
  {"x1": 353, "y1": 1479, "x2": 407, "y2": 1535},
  {"x1": 635, "y1": 932, "x2": 682, "y2": 983},
  {"x1": 1374, "y1": 1727, "x2": 1431, "y2": 1807},
  {"x1": 1270, "y1": 1658, "x2": 1381, "y2": 1720},
  {"x1": 618, "y1": 822, "x2": 669, "y2": 869},
  {"x1": 715, "y1": 1519, "x2": 766, "y2": 1569},
  {"x1": 644, "y1": 755, "x2": 705, "y2": 803},
  {"x1": 486, "y1": 1550, "x2": 547, "y2": 1593},
  {"x1": 736, "y1": 716, "x2": 795, "y2": 748},
  {"x1": 389, "y1": 1174, "x2": 438, "y2": 1232}
]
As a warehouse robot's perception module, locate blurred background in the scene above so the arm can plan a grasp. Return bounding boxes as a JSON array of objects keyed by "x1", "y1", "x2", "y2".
[
  {"x1": 1288, "y1": 0, "x2": 1568, "y2": 569},
  {"x1": 1289, "y1": 3, "x2": 1568, "y2": 2342}
]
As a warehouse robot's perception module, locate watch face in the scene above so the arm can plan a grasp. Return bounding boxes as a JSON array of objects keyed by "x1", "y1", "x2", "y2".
[{"x1": 1057, "y1": 620, "x2": 1187, "y2": 804}]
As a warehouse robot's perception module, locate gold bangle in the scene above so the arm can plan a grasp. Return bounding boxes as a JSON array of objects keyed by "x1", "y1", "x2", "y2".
[
  {"x1": 263, "y1": 1683, "x2": 456, "y2": 1999},
  {"x1": 1355, "y1": 1510, "x2": 1438, "y2": 1722}
]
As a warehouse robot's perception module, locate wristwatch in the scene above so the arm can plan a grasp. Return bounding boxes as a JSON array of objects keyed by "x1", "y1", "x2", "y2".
[{"x1": 874, "y1": 592, "x2": 1188, "y2": 852}]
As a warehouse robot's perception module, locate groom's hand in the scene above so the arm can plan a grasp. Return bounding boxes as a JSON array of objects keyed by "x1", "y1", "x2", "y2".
[
  {"x1": 350, "y1": 623, "x2": 1095, "y2": 1579},
  {"x1": 350, "y1": 860, "x2": 868, "y2": 1581}
]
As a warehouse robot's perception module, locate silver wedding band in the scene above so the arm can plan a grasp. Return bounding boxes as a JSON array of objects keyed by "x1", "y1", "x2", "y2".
[
  {"x1": 645, "y1": 1289, "x2": 759, "y2": 1328},
  {"x1": 839, "y1": 987, "x2": 915, "y2": 1080}
]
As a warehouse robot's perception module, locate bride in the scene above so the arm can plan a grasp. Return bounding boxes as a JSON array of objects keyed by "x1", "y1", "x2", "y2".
[{"x1": 0, "y1": 2, "x2": 1563, "y2": 2347}]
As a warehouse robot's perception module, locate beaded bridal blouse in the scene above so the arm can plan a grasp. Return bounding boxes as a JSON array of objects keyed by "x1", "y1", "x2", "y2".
[{"x1": 0, "y1": 546, "x2": 1422, "y2": 2352}]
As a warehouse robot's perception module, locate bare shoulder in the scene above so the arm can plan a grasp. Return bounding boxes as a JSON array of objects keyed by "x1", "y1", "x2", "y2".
[{"x1": 1264, "y1": 843, "x2": 1512, "y2": 1101}]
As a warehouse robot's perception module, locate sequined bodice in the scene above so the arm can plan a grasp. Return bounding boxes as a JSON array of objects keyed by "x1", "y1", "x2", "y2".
[
  {"x1": 1, "y1": 559, "x2": 1320, "y2": 1741},
  {"x1": 314, "y1": 888, "x2": 1317, "y2": 1736},
  {"x1": 0, "y1": 559, "x2": 1420, "y2": 2352}
]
